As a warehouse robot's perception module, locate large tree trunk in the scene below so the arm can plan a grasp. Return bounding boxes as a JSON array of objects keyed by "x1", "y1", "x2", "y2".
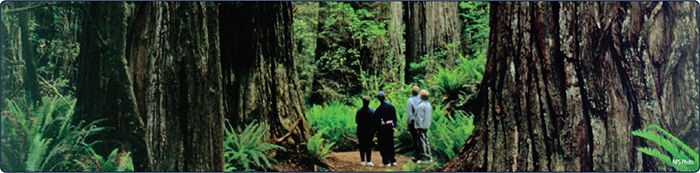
[
  {"x1": 125, "y1": 2, "x2": 223, "y2": 171},
  {"x1": 220, "y1": 2, "x2": 312, "y2": 147},
  {"x1": 74, "y1": 2, "x2": 152, "y2": 171},
  {"x1": 403, "y1": 1, "x2": 461, "y2": 84},
  {"x1": 18, "y1": 2, "x2": 42, "y2": 105},
  {"x1": 443, "y1": 2, "x2": 698, "y2": 172}
]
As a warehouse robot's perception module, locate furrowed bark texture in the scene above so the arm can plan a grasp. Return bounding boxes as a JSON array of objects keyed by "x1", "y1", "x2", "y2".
[
  {"x1": 403, "y1": 1, "x2": 461, "y2": 84},
  {"x1": 125, "y1": 2, "x2": 223, "y2": 171},
  {"x1": 74, "y1": 2, "x2": 152, "y2": 171},
  {"x1": 220, "y1": 2, "x2": 312, "y2": 147},
  {"x1": 442, "y1": 2, "x2": 698, "y2": 172}
]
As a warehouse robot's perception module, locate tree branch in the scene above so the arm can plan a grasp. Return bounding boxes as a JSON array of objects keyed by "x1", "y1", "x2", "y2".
[{"x1": 274, "y1": 119, "x2": 303, "y2": 143}]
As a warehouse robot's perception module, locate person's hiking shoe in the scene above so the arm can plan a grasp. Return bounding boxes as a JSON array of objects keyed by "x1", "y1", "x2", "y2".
[
  {"x1": 366, "y1": 162, "x2": 375, "y2": 167},
  {"x1": 360, "y1": 161, "x2": 366, "y2": 166},
  {"x1": 392, "y1": 162, "x2": 397, "y2": 166}
]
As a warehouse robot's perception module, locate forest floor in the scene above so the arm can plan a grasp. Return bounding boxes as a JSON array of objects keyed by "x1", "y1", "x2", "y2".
[{"x1": 327, "y1": 151, "x2": 413, "y2": 171}]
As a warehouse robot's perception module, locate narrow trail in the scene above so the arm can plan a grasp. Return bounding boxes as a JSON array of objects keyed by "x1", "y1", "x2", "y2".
[{"x1": 328, "y1": 151, "x2": 413, "y2": 171}]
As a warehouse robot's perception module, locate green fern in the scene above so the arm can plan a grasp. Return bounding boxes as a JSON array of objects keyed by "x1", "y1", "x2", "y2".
[
  {"x1": 302, "y1": 128, "x2": 336, "y2": 169},
  {"x1": 306, "y1": 99, "x2": 363, "y2": 151},
  {"x1": 632, "y1": 124, "x2": 699, "y2": 171},
  {"x1": 224, "y1": 120, "x2": 285, "y2": 171},
  {"x1": 2, "y1": 95, "x2": 129, "y2": 172},
  {"x1": 428, "y1": 53, "x2": 485, "y2": 102}
]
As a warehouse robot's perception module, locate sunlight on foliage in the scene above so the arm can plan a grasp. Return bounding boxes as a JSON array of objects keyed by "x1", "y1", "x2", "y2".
[
  {"x1": 224, "y1": 120, "x2": 285, "y2": 171},
  {"x1": 632, "y1": 124, "x2": 699, "y2": 171}
]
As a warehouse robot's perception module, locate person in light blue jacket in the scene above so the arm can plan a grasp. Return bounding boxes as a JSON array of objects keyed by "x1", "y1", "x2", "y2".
[
  {"x1": 405, "y1": 85, "x2": 422, "y2": 162},
  {"x1": 414, "y1": 89, "x2": 433, "y2": 163}
]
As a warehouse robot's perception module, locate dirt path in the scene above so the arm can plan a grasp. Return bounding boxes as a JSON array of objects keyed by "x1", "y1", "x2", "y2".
[{"x1": 328, "y1": 151, "x2": 413, "y2": 171}]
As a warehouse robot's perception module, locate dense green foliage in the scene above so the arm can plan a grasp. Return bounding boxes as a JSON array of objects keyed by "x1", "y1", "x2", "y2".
[
  {"x1": 310, "y1": 2, "x2": 401, "y2": 104},
  {"x1": 306, "y1": 100, "x2": 360, "y2": 151},
  {"x1": 1, "y1": 2, "x2": 79, "y2": 104},
  {"x1": 1, "y1": 95, "x2": 132, "y2": 171},
  {"x1": 633, "y1": 125, "x2": 699, "y2": 171},
  {"x1": 293, "y1": 2, "x2": 320, "y2": 103},
  {"x1": 428, "y1": 53, "x2": 486, "y2": 104},
  {"x1": 459, "y1": 1, "x2": 490, "y2": 60},
  {"x1": 224, "y1": 120, "x2": 285, "y2": 171}
]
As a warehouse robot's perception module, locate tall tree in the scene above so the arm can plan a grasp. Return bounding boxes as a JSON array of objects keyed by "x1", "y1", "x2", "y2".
[
  {"x1": 220, "y1": 2, "x2": 312, "y2": 148},
  {"x1": 18, "y1": 2, "x2": 42, "y2": 105},
  {"x1": 403, "y1": 1, "x2": 461, "y2": 84},
  {"x1": 74, "y1": 2, "x2": 151, "y2": 171},
  {"x1": 443, "y1": 2, "x2": 698, "y2": 172},
  {"x1": 125, "y1": 2, "x2": 223, "y2": 171}
]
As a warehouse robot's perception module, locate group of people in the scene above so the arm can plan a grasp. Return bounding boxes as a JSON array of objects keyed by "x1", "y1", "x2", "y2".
[{"x1": 354, "y1": 86, "x2": 433, "y2": 167}]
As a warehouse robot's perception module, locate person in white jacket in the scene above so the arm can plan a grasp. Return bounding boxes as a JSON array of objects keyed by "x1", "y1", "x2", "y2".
[{"x1": 414, "y1": 89, "x2": 433, "y2": 163}]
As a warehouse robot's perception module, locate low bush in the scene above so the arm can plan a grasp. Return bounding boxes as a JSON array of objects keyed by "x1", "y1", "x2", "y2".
[
  {"x1": 1, "y1": 95, "x2": 132, "y2": 171},
  {"x1": 301, "y1": 128, "x2": 336, "y2": 171},
  {"x1": 224, "y1": 120, "x2": 285, "y2": 171}
]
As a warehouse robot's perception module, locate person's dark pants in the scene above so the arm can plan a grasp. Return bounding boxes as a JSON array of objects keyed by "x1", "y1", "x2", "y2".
[
  {"x1": 378, "y1": 125, "x2": 396, "y2": 165},
  {"x1": 357, "y1": 128, "x2": 374, "y2": 162},
  {"x1": 408, "y1": 121, "x2": 421, "y2": 160}
]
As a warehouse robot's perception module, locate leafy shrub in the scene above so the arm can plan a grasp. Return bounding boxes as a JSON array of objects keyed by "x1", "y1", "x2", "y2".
[
  {"x1": 301, "y1": 128, "x2": 336, "y2": 170},
  {"x1": 1, "y1": 95, "x2": 132, "y2": 171},
  {"x1": 311, "y1": 2, "x2": 398, "y2": 104},
  {"x1": 633, "y1": 124, "x2": 699, "y2": 171},
  {"x1": 459, "y1": 1, "x2": 490, "y2": 60},
  {"x1": 429, "y1": 53, "x2": 485, "y2": 102},
  {"x1": 306, "y1": 100, "x2": 360, "y2": 151},
  {"x1": 224, "y1": 120, "x2": 285, "y2": 171},
  {"x1": 428, "y1": 109, "x2": 474, "y2": 164}
]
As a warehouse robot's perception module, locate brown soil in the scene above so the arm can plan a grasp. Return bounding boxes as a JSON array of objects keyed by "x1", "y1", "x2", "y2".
[{"x1": 327, "y1": 151, "x2": 413, "y2": 172}]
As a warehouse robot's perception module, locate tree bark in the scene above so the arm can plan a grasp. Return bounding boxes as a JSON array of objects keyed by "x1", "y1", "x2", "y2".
[
  {"x1": 74, "y1": 2, "x2": 151, "y2": 171},
  {"x1": 220, "y1": 2, "x2": 312, "y2": 148},
  {"x1": 403, "y1": 1, "x2": 461, "y2": 84},
  {"x1": 19, "y1": 2, "x2": 42, "y2": 105},
  {"x1": 443, "y1": 2, "x2": 698, "y2": 172},
  {"x1": 125, "y1": 2, "x2": 223, "y2": 171}
]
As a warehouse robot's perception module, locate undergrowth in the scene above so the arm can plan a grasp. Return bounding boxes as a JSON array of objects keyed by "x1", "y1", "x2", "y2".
[
  {"x1": 1, "y1": 95, "x2": 133, "y2": 171},
  {"x1": 301, "y1": 128, "x2": 335, "y2": 171},
  {"x1": 633, "y1": 124, "x2": 699, "y2": 171},
  {"x1": 224, "y1": 120, "x2": 285, "y2": 171}
]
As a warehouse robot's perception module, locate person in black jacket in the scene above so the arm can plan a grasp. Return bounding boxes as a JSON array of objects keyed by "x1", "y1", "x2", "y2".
[
  {"x1": 355, "y1": 96, "x2": 376, "y2": 166},
  {"x1": 375, "y1": 91, "x2": 397, "y2": 167}
]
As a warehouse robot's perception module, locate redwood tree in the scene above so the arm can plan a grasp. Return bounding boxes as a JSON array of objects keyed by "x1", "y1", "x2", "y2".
[
  {"x1": 220, "y1": 2, "x2": 312, "y2": 148},
  {"x1": 443, "y1": 2, "x2": 698, "y2": 172},
  {"x1": 404, "y1": 1, "x2": 461, "y2": 84},
  {"x1": 77, "y1": 2, "x2": 223, "y2": 171},
  {"x1": 74, "y1": 2, "x2": 151, "y2": 171},
  {"x1": 125, "y1": 2, "x2": 223, "y2": 171}
]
